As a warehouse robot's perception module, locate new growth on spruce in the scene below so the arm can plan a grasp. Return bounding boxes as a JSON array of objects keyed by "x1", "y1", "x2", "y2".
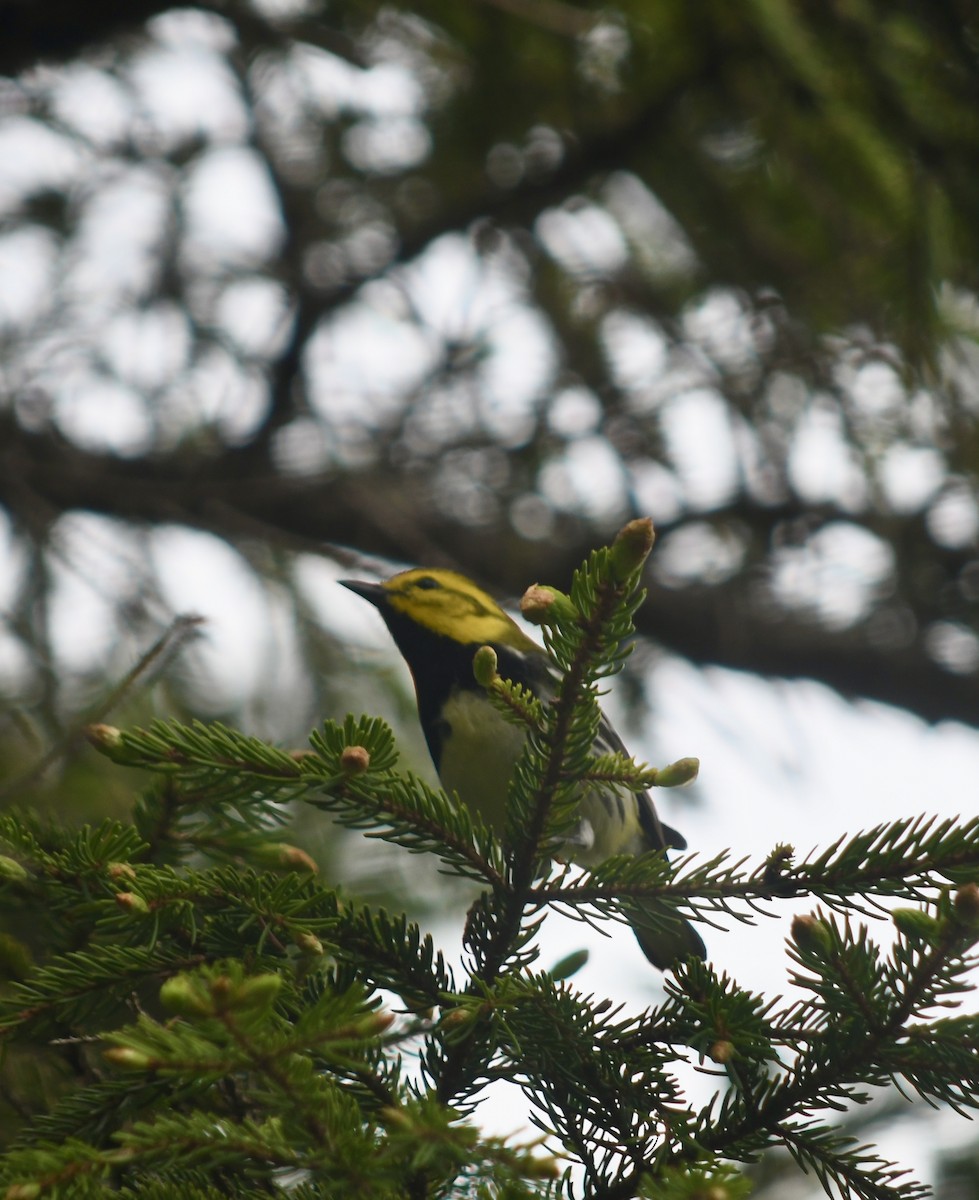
[{"x1": 0, "y1": 520, "x2": 978, "y2": 1198}]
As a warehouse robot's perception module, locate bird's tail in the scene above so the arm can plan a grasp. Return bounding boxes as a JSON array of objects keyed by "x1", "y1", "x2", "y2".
[{"x1": 627, "y1": 902, "x2": 706, "y2": 971}]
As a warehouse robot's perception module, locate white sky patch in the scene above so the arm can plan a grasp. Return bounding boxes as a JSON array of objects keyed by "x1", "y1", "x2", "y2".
[
  {"x1": 271, "y1": 416, "x2": 332, "y2": 475},
  {"x1": 927, "y1": 480, "x2": 979, "y2": 548},
  {"x1": 293, "y1": 556, "x2": 394, "y2": 649},
  {"x1": 214, "y1": 276, "x2": 292, "y2": 357},
  {"x1": 538, "y1": 436, "x2": 628, "y2": 520},
  {"x1": 509, "y1": 493, "x2": 556, "y2": 541},
  {"x1": 877, "y1": 443, "x2": 946, "y2": 513},
  {"x1": 847, "y1": 358, "x2": 905, "y2": 420},
  {"x1": 0, "y1": 117, "x2": 83, "y2": 214},
  {"x1": 535, "y1": 201, "x2": 629, "y2": 276},
  {"x1": 682, "y1": 288, "x2": 758, "y2": 375},
  {"x1": 128, "y1": 45, "x2": 248, "y2": 147},
  {"x1": 601, "y1": 309, "x2": 669, "y2": 395},
  {"x1": 250, "y1": 0, "x2": 320, "y2": 19},
  {"x1": 68, "y1": 166, "x2": 170, "y2": 302},
  {"x1": 43, "y1": 566, "x2": 115, "y2": 681},
  {"x1": 100, "y1": 303, "x2": 191, "y2": 392},
  {"x1": 148, "y1": 7, "x2": 237, "y2": 52},
  {"x1": 659, "y1": 388, "x2": 740, "y2": 508},
  {"x1": 306, "y1": 303, "x2": 436, "y2": 423},
  {"x1": 0, "y1": 226, "x2": 58, "y2": 329},
  {"x1": 151, "y1": 527, "x2": 273, "y2": 710},
  {"x1": 771, "y1": 521, "x2": 894, "y2": 628},
  {"x1": 925, "y1": 621, "x2": 979, "y2": 675},
  {"x1": 291, "y1": 47, "x2": 424, "y2": 119},
  {"x1": 180, "y1": 344, "x2": 270, "y2": 443},
  {"x1": 601, "y1": 171, "x2": 697, "y2": 280},
  {"x1": 788, "y1": 399, "x2": 869, "y2": 508},
  {"x1": 181, "y1": 147, "x2": 285, "y2": 267},
  {"x1": 653, "y1": 521, "x2": 746, "y2": 586},
  {"x1": 476, "y1": 306, "x2": 554, "y2": 441},
  {"x1": 628, "y1": 461, "x2": 684, "y2": 525},
  {"x1": 45, "y1": 516, "x2": 146, "y2": 674},
  {"x1": 55, "y1": 377, "x2": 155, "y2": 456},
  {"x1": 50, "y1": 65, "x2": 133, "y2": 148},
  {"x1": 547, "y1": 386, "x2": 601, "y2": 438},
  {"x1": 402, "y1": 234, "x2": 516, "y2": 336},
  {"x1": 343, "y1": 116, "x2": 431, "y2": 174}
]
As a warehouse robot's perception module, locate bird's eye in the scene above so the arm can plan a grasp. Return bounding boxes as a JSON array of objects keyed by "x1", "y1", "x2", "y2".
[{"x1": 414, "y1": 576, "x2": 440, "y2": 591}]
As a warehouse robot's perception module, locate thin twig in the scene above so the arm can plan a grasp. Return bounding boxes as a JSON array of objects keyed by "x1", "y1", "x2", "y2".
[{"x1": 0, "y1": 613, "x2": 205, "y2": 800}]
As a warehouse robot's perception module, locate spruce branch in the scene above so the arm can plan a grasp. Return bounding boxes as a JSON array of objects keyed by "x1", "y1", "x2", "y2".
[
  {"x1": 6, "y1": 523, "x2": 979, "y2": 1197},
  {"x1": 530, "y1": 814, "x2": 979, "y2": 932}
]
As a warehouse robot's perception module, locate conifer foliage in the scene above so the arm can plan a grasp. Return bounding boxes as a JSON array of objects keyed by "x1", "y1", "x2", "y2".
[{"x1": 1, "y1": 523, "x2": 978, "y2": 1198}]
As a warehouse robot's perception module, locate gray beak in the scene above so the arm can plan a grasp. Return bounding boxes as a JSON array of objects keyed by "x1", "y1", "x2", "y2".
[{"x1": 339, "y1": 579, "x2": 385, "y2": 607}]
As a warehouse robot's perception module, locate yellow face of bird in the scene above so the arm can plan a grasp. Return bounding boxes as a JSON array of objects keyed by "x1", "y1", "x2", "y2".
[{"x1": 380, "y1": 568, "x2": 540, "y2": 650}]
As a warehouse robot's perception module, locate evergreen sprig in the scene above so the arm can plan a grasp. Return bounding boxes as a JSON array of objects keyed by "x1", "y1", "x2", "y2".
[{"x1": 1, "y1": 521, "x2": 977, "y2": 1198}]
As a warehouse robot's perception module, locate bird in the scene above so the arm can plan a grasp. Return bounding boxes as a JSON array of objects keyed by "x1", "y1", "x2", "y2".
[{"x1": 341, "y1": 567, "x2": 705, "y2": 970}]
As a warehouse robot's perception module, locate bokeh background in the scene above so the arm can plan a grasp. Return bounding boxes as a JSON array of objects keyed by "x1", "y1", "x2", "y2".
[{"x1": 2, "y1": 2, "x2": 979, "y2": 1192}]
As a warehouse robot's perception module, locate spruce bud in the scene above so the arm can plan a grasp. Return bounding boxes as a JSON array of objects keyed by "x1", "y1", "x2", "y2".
[
  {"x1": 549, "y1": 948, "x2": 589, "y2": 980},
  {"x1": 6, "y1": 1184, "x2": 42, "y2": 1199},
  {"x1": 104, "y1": 1046, "x2": 154, "y2": 1070},
  {"x1": 231, "y1": 972, "x2": 283, "y2": 1012},
  {"x1": 953, "y1": 882, "x2": 979, "y2": 928},
  {"x1": 709, "y1": 1040, "x2": 736, "y2": 1064},
  {"x1": 892, "y1": 908, "x2": 942, "y2": 942},
  {"x1": 610, "y1": 517, "x2": 655, "y2": 581},
  {"x1": 472, "y1": 645, "x2": 499, "y2": 687},
  {"x1": 251, "y1": 842, "x2": 318, "y2": 873},
  {"x1": 791, "y1": 914, "x2": 832, "y2": 954},
  {"x1": 520, "y1": 584, "x2": 578, "y2": 626},
  {"x1": 115, "y1": 891, "x2": 149, "y2": 916},
  {"x1": 654, "y1": 757, "x2": 700, "y2": 787},
  {"x1": 296, "y1": 931, "x2": 325, "y2": 956},
  {"x1": 340, "y1": 745, "x2": 370, "y2": 775},
  {"x1": 85, "y1": 724, "x2": 124, "y2": 755},
  {"x1": 0, "y1": 857, "x2": 28, "y2": 885},
  {"x1": 160, "y1": 974, "x2": 213, "y2": 1017}
]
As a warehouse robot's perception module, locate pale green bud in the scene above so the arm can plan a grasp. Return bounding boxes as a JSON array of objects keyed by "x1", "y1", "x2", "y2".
[
  {"x1": 229, "y1": 972, "x2": 283, "y2": 1012},
  {"x1": 5, "y1": 1182, "x2": 42, "y2": 1199},
  {"x1": 472, "y1": 645, "x2": 499, "y2": 687},
  {"x1": 520, "y1": 584, "x2": 578, "y2": 626},
  {"x1": 355, "y1": 1011, "x2": 395, "y2": 1036},
  {"x1": 295, "y1": 931, "x2": 325, "y2": 956},
  {"x1": 549, "y1": 948, "x2": 589, "y2": 980},
  {"x1": 654, "y1": 757, "x2": 699, "y2": 787},
  {"x1": 791, "y1": 914, "x2": 832, "y2": 954},
  {"x1": 0, "y1": 857, "x2": 28, "y2": 884},
  {"x1": 85, "y1": 723, "x2": 124, "y2": 755},
  {"x1": 114, "y1": 891, "x2": 149, "y2": 916},
  {"x1": 104, "y1": 1046, "x2": 154, "y2": 1070},
  {"x1": 610, "y1": 517, "x2": 655, "y2": 581},
  {"x1": 160, "y1": 974, "x2": 214, "y2": 1017},
  {"x1": 251, "y1": 842, "x2": 318, "y2": 873},
  {"x1": 893, "y1": 908, "x2": 942, "y2": 941}
]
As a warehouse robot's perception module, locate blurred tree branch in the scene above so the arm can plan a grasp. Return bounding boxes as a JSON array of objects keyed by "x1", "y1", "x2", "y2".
[{"x1": 2, "y1": 410, "x2": 973, "y2": 725}]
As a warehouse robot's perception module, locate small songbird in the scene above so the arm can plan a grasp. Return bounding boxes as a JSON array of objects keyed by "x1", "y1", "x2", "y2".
[{"x1": 342, "y1": 567, "x2": 705, "y2": 970}]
